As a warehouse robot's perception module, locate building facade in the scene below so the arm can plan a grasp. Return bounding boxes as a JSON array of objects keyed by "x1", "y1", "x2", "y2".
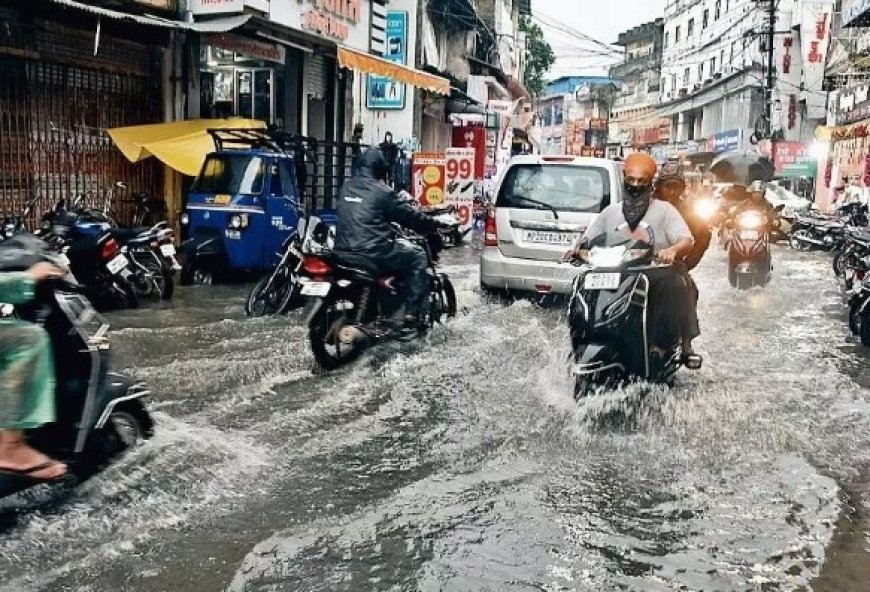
[
  {"x1": 608, "y1": 19, "x2": 667, "y2": 157},
  {"x1": 535, "y1": 76, "x2": 615, "y2": 156}
]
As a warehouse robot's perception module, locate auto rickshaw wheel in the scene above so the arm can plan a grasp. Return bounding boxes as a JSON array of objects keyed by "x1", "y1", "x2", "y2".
[{"x1": 180, "y1": 258, "x2": 214, "y2": 286}]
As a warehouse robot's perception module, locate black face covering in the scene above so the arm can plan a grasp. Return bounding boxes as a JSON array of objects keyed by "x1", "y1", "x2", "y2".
[{"x1": 623, "y1": 183, "x2": 652, "y2": 231}]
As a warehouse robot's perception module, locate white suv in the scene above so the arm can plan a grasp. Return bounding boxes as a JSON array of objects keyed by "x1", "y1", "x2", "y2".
[{"x1": 480, "y1": 155, "x2": 623, "y2": 295}]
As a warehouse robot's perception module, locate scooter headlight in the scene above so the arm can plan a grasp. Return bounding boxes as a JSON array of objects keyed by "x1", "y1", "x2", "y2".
[
  {"x1": 229, "y1": 214, "x2": 249, "y2": 229},
  {"x1": 180, "y1": 213, "x2": 190, "y2": 225},
  {"x1": 738, "y1": 211, "x2": 766, "y2": 230},
  {"x1": 694, "y1": 198, "x2": 718, "y2": 221}
]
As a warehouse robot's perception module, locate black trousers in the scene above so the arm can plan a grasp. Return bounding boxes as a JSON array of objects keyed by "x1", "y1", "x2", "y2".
[
  {"x1": 373, "y1": 241, "x2": 429, "y2": 318},
  {"x1": 645, "y1": 265, "x2": 699, "y2": 349}
]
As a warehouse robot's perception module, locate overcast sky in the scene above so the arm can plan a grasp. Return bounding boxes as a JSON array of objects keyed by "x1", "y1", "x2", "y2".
[{"x1": 531, "y1": 0, "x2": 667, "y2": 78}]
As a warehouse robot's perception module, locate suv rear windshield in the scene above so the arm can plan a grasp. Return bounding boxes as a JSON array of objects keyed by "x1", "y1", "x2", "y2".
[
  {"x1": 192, "y1": 155, "x2": 266, "y2": 195},
  {"x1": 496, "y1": 164, "x2": 611, "y2": 213}
]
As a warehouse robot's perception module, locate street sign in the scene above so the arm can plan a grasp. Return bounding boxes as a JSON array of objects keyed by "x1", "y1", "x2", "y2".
[{"x1": 773, "y1": 142, "x2": 817, "y2": 178}]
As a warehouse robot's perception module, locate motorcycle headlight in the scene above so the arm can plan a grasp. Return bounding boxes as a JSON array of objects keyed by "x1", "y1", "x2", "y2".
[
  {"x1": 694, "y1": 198, "x2": 718, "y2": 221},
  {"x1": 589, "y1": 245, "x2": 627, "y2": 267},
  {"x1": 738, "y1": 211, "x2": 766, "y2": 230},
  {"x1": 229, "y1": 214, "x2": 249, "y2": 229},
  {"x1": 180, "y1": 213, "x2": 190, "y2": 225}
]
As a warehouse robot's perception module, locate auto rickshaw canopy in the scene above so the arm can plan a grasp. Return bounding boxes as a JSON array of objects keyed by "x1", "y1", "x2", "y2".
[{"x1": 107, "y1": 118, "x2": 267, "y2": 177}]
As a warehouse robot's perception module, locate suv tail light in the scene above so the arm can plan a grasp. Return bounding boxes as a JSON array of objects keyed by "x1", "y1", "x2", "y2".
[
  {"x1": 101, "y1": 238, "x2": 119, "y2": 260},
  {"x1": 302, "y1": 256, "x2": 332, "y2": 277},
  {"x1": 484, "y1": 212, "x2": 498, "y2": 247}
]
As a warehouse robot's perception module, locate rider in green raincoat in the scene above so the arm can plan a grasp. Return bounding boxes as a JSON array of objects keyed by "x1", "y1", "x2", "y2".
[{"x1": 0, "y1": 264, "x2": 67, "y2": 482}]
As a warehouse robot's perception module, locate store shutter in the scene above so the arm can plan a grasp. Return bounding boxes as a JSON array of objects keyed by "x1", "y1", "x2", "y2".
[{"x1": 304, "y1": 53, "x2": 329, "y2": 100}]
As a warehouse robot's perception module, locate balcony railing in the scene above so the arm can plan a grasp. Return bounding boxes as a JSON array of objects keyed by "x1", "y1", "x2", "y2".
[{"x1": 610, "y1": 55, "x2": 661, "y2": 80}]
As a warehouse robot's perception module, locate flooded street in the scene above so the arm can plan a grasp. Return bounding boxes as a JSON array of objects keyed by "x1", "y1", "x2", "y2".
[{"x1": 2, "y1": 244, "x2": 870, "y2": 591}]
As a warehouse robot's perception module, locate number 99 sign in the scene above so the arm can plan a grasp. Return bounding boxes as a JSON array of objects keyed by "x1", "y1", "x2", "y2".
[
  {"x1": 456, "y1": 203, "x2": 472, "y2": 226},
  {"x1": 446, "y1": 158, "x2": 472, "y2": 181}
]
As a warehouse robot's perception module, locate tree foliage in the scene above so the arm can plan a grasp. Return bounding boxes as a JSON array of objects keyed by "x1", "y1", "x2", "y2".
[{"x1": 520, "y1": 16, "x2": 556, "y2": 98}]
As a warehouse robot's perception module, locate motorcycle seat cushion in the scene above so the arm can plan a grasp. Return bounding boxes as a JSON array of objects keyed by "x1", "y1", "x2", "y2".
[
  {"x1": 109, "y1": 228, "x2": 154, "y2": 243},
  {"x1": 324, "y1": 253, "x2": 378, "y2": 282}
]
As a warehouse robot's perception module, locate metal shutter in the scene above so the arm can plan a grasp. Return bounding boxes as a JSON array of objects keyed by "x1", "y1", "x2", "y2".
[
  {"x1": 304, "y1": 53, "x2": 329, "y2": 99},
  {"x1": 370, "y1": 0, "x2": 387, "y2": 56}
]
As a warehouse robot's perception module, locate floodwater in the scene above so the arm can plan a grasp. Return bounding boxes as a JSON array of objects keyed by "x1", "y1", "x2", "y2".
[{"x1": 1, "y1": 244, "x2": 869, "y2": 591}]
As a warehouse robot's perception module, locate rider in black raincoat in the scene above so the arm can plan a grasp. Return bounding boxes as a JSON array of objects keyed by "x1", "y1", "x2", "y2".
[{"x1": 333, "y1": 147, "x2": 443, "y2": 331}]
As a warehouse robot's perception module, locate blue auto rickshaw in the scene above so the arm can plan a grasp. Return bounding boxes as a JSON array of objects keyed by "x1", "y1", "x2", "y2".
[{"x1": 180, "y1": 129, "x2": 336, "y2": 285}]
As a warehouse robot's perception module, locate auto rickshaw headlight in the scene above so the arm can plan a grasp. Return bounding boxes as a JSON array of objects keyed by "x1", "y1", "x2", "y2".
[
  {"x1": 229, "y1": 214, "x2": 249, "y2": 229},
  {"x1": 180, "y1": 213, "x2": 190, "y2": 225}
]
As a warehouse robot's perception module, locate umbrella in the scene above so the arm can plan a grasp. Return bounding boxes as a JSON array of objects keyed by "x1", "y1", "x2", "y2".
[
  {"x1": 709, "y1": 151, "x2": 775, "y2": 185},
  {"x1": 107, "y1": 118, "x2": 266, "y2": 176}
]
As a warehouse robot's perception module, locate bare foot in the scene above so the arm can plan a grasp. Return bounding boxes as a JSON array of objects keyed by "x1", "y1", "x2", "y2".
[{"x1": 0, "y1": 442, "x2": 67, "y2": 480}]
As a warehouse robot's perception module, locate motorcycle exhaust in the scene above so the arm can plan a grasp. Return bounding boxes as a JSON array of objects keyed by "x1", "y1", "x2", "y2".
[{"x1": 794, "y1": 234, "x2": 826, "y2": 246}]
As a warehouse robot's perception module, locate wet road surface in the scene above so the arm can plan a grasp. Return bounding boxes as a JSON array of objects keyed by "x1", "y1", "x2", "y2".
[{"x1": 2, "y1": 244, "x2": 870, "y2": 591}]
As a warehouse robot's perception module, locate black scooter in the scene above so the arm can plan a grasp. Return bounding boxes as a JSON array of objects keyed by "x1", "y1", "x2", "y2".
[
  {"x1": 301, "y1": 229, "x2": 457, "y2": 370},
  {"x1": 0, "y1": 234, "x2": 153, "y2": 498},
  {"x1": 567, "y1": 232, "x2": 698, "y2": 399},
  {"x1": 725, "y1": 205, "x2": 783, "y2": 289}
]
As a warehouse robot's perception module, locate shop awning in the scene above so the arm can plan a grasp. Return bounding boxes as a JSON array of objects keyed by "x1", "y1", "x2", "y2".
[
  {"x1": 337, "y1": 46, "x2": 450, "y2": 95},
  {"x1": 107, "y1": 118, "x2": 267, "y2": 177},
  {"x1": 49, "y1": 0, "x2": 252, "y2": 32}
]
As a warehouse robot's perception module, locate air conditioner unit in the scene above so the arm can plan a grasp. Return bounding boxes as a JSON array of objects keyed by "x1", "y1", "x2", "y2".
[
  {"x1": 713, "y1": 72, "x2": 723, "y2": 80},
  {"x1": 679, "y1": 87, "x2": 688, "y2": 96},
  {"x1": 693, "y1": 83, "x2": 701, "y2": 91},
  {"x1": 704, "y1": 78, "x2": 713, "y2": 85}
]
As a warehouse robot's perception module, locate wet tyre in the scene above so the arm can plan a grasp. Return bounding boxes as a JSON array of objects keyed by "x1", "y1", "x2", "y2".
[
  {"x1": 849, "y1": 298, "x2": 863, "y2": 335},
  {"x1": 308, "y1": 298, "x2": 365, "y2": 371},
  {"x1": 861, "y1": 310, "x2": 870, "y2": 347},
  {"x1": 574, "y1": 376, "x2": 595, "y2": 400},
  {"x1": 245, "y1": 273, "x2": 300, "y2": 317},
  {"x1": 440, "y1": 274, "x2": 457, "y2": 318},
  {"x1": 180, "y1": 258, "x2": 214, "y2": 286},
  {"x1": 833, "y1": 249, "x2": 847, "y2": 277}
]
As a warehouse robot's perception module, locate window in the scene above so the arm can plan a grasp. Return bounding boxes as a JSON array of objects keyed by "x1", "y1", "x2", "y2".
[
  {"x1": 661, "y1": 77, "x2": 667, "y2": 92},
  {"x1": 192, "y1": 155, "x2": 265, "y2": 196},
  {"x1": 665, "y1": 31, "x2": 670, "y2": 48},
  {"x1": 703, "y1": 9, "x2": 709, "y2": 29},
  {"x1": 688, "y1": 18, "x2": 694, "y2": 37},
  {"x1": 715, "y1": 0, "x2": 722, "y2": 19},
  {"x1": 698, "y1": 63, "x2": 704, "y2": 81},
  {"x1": 675, "y1": 25, "x2": 681, "y2": 42},
  {"x1": 496, "y1": 165, "x2": 612, "y2": 214},
  {"x1": 711, "y1": 57, "x2": 716, "y2": 74},
  {"x1": 720, "y1": 50, "x2": 725, "y2": 71},
  {"x1": 683, "y1": 67, "x2": 690, "y2": 85}
]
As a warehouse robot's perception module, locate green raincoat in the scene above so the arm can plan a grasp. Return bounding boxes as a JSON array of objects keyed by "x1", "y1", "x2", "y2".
[{"x1": 0, "y1": 272, "x2": 55, "y2": 429}]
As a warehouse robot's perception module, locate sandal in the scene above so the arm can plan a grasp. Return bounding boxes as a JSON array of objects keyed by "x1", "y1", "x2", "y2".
[{"x1": 0, "y1": 461, "x2": 68, "y2": 483}]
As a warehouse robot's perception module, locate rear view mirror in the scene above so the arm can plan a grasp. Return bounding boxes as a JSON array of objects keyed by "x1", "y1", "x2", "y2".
[{"x1": 775, "y1": 204, "x2": 786, "y2": 212}]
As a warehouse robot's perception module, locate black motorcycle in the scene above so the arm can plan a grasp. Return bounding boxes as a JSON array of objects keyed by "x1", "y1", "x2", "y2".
[
  {"x1": 790, "y1": 203, "x2": 868, "y2": 252},
  {"x1": 834, "y1": 227, "x2": 870, "y2": 290},
  {"x1": 36, "y1": 211, "x2": 139, "y2": 311},
  {"x1": 725, "y1": 205, "x2": 783, "y2": 289},
  {"x1": 108, "y1": 223, "x2": 176, "y2": 300},
  {"x1": 245, "y1": 213, "x2": 334, "y2": 317},
  {"x1": 567, "y1": 232, "x2": 696, "y2": 399},
  {"x1": 302, "y1": 229, "x2": 457, "y2": 370},
  {"x1": 0, "y1": 235, "x2": 153, "y2": 497}
]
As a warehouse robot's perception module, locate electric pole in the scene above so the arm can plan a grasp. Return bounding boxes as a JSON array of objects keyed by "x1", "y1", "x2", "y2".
[{"x1": 764, "y1": 0, "x2": 776, "y2": 139}]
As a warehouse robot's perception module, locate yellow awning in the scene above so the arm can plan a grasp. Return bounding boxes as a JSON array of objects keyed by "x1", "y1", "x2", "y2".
[
  {"x1": 337, "y1": 46, "x2": 450, "y2": 96},
  {"x1": 107, "y1": 118, "x2": 267, "y2": 176}
]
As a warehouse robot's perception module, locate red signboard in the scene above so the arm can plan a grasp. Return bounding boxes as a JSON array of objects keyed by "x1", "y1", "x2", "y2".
[
  {"x1": 412, "y1": 153, "x2": 446, "y2": 206},
  {"x1": 451, "y1": 126, "x2": 486, "y2": 179}
]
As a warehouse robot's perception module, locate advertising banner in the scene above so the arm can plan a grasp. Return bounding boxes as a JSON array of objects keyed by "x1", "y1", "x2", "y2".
[
  {"x1": 367, "y1": 11, "x2": 407, "y2": 110},
  {"x1": 773, "y1": 142, "x2": 818, "y2": 178},
  {"x1": 452, "y1": 126, "x2": 486, "y2": 179},
  {"x1": 445, "y1": 148, "x2": 476, "y2": 230},
  {"x1": 412, "y1": 153, "x2": 445, "y2": 206}
]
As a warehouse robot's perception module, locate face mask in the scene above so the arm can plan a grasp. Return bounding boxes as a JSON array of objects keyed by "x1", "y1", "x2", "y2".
[{"x1": 623, "y1": 183, "x2": 652, "y2": 231}]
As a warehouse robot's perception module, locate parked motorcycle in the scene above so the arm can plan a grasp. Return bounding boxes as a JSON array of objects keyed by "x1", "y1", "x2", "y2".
[
  {"x1": 725, "y1": 205, "x2": 783, "y2": 289},
  {"x1": 833, "y1": 227, "x2": 870, "y2": 291},
  {"x1": 301, "y1": 228, "x2": 457, "y2": 370},
  {"x1": 790, "y1": 203, "x2": 868, "y2": 252},
  {"x1": 567, "y1": 232, "x2": 698, "y2": 400},
  {"x1": 245, "y1": 212, "x2": 335, "y2": 317},
  {"x1": 0, "y1": 234, "x2": 153, "y2": 497},
  {"x1": 849, "y1": 270, "x2": 870, "y2": 346},
  {"x1": 36, "y1": 210, "x2": 139, "y2": 311},
  {"x1": 421, "y1": 205, "x2": 468, "y2": 247}
]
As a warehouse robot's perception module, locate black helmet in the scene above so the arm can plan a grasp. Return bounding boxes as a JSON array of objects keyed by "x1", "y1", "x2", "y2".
[{"x1": 358, "y1": 147, "x2": 389, "y2": 181}]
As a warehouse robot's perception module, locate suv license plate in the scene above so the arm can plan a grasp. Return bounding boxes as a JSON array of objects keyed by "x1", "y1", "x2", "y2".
[
  {"x1": 107, "y1": 255, "x2": 129, "y2": 275},
  {"x1": 160, "y1": 244, "x2": 176, "y2": 256},
  {"x1": 301, "y1": 282, "x2": 331, "y2": 297},
  {"x1": 523, "y1": 230, "x2": 575, "y2": 245},
  {"x1": 584, "y1": 272, "x2": 620, "y2": 290}
]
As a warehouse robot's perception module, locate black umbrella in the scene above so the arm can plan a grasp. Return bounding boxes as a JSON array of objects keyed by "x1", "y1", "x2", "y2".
[{"x1": 709, "y1": 151, "x2": 775, "y2": 185}]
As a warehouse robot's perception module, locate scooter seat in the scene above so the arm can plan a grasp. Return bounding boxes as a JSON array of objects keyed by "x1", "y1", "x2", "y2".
[{"x1": 109, "y1": 227, "x2": 154, "y2": 243}]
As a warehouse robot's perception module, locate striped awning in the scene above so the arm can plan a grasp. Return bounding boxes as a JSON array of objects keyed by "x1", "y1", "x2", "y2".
[{"x1": 337, "y1": 46, "x2": 450, "y2": 96}]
